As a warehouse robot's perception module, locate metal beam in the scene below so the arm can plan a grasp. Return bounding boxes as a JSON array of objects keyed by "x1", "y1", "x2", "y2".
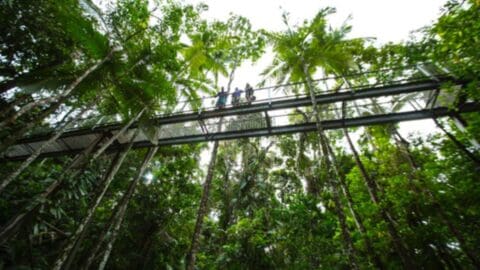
[
  {"x1": 4, "y1": 102, "x2": 478, "y2": 162},
  {"x1": 148, "y1": 102, "x2": 480, "y2": 145}
]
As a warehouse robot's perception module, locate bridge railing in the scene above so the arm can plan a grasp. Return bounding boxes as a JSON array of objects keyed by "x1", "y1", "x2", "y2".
[
  {"x1": 23, "y1": 63, "x2": 450, "y2": 138},
  {"x1": 148, "y1": 88, "x2": 434, "y2": 141},
  {"x1": 162, "y1": 64, "x2": 443, "y2": 116}
]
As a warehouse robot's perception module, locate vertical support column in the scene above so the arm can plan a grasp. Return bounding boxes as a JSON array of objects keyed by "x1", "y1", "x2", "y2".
[
  {"x1": 268, "y1": 87, "x2": 272, "y2": 105},
  {"x1": 264, "y1": 111, "x2": 272, "y2": 134}
]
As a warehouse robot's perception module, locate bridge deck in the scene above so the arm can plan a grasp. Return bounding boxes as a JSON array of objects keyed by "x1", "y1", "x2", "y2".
[{"x1": 2, "y1": 75, "x2": 477, "y2": 161}]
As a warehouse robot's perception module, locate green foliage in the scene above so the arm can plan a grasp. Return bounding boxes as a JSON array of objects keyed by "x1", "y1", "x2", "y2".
[{"x1": 0, "y1": 0, "x2": 479, "y2": 269}]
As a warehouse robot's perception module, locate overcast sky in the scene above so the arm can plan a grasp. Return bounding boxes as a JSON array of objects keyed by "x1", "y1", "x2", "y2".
[
  {"x1": 181, "y1": 0, "x2": 447, "y2": 90},
  {"x1": 192, "y1": 0, "x2": 447, "y2": 43}
]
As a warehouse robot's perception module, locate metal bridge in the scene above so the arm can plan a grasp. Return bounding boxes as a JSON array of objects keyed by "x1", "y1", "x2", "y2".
[{"x1": 2, "y1": 65, "x2": 479, "y2": 161}]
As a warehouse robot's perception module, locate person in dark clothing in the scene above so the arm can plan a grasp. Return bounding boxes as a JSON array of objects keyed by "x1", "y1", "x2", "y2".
[
  {"x1": 216, "y1": 87, "x2": 227, "y2": 109},
  {"x1": 245, "y1": 83, "x2": 255, "y2": 104}
]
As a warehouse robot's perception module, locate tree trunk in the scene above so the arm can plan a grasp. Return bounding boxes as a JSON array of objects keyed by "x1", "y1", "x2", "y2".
[
  {"x1": 373, "y1": 97, "x2": 477, "y2": 267},
  {"x1": 92, "y1": 107, "x2": 146, "y2": 160},
  {"x1": 393, "y1": 128, "x2": 480, "y2": 268},
  {"x1": 186, "y1": 64, "x2": 237, "y2": 270},
  {"x1": 450, "y1": 113, "x2": 480, "y2": 150},
  {"x1": 434, "y1": 202, "x2": 480, "y2": 268},
  {"x1": 82, "y1": 146, "x2": 159, "y2": 270},
  {"x1": 0, "y1": 79, "x2": 17, "y2": 94},
  {"x1": 411, "y1": 91, "x2": 480, "y2": 167},
  {"x1": 298, "y1": 107, "x2": 383, "y2": 268},
  {"x1": 186, "y1": 140, "x2": 220, "y2": 270},
  {"x1": 0, "y1": 107, "x2": 86, "y2": 194},
  {"x1": 0, "y1": 110, "x2": 137, "y2": 245},
  {"x1": 338, "y1": 100, "x2": 416, "y2": 268},
  {"x1": 0, "y1": 134, "x2": 104, "y2": 245},
  {"x1": 0, "y1": 96, "x2": 58, "y2": 129},
  {"x1": 0, "y1": 59, "x2": 65, "y2": 95},
  {"x1": 432, "y1": 117, "x2": 480, "y2": 167},
  {"x1": 0, "y1": 95, "x2": 68, "y2": 154},
  {"x1": 219, "y1": 163, "x2": 233, "y2": 241},
  {"x1": 340, "y1": 78, "x2": 419, "y2": 267},
  {"x1": 301, "y1": 62, "x2": 359, "y2": 269},
  {"x1": 136, "y1": 223, "x2": 161, "y2": 270},
  {"x1": 324, "y1": 141, "x2": 384, "y2": 270},
  {"x1": 344, "y1": 123, "x2": 416, "y2": 268},
  {"x1": 52, "y1": 130, "x2": 137, "y2": 270},
  {"x1": 294, "y1": 113, "x2": 319, "y2": 195},
  {"x1": 0, "y1": 94, "x2": 31, "y2": 119}
]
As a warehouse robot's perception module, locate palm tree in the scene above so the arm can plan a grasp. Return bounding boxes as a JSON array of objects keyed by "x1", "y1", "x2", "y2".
[
  {"x1": 186, "y1": 15, "x2": 266, "y2": 270},
  {"x1": 182, "y1": 21, "x2": 231, "y2": 270},
  {"x1": 264, "y1": 9, "x2": 360, "y2": 268}
]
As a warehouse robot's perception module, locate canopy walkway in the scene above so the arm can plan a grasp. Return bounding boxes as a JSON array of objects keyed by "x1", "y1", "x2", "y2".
[{"x1": 2, "y1": 65, "x2": 479, "y2": 161}]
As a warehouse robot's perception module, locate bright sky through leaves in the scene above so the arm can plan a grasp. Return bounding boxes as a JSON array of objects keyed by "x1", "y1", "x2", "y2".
[{"x1": 189, "y1": 0, "x2": 448, "y2": 141}]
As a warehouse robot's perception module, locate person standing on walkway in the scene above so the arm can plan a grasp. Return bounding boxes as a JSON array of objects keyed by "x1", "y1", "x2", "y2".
[
  {"x1": 232, "y1": 87, "x2": 243, "y2": 106},
  {"x1": 245, "y1": 83, "x2": 255, "y2": 104},
  {"x1": 216, "y1": 87, "x2": 228, "y2": 109}
]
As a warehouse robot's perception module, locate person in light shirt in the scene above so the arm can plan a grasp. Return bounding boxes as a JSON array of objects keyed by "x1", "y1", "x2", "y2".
[{"x1": 231, "y1": 87, "x2": 243, "y2": 106}]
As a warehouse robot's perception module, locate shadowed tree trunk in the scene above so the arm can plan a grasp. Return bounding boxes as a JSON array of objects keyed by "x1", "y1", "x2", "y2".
[
  {"x1": 236, "y1": 142, "x2": 273, "y2": 213},
  {"x1": 294, "y1": 112, "x2": 320, "y2": 195},
  {"x1": 0, "y1": 79, "x2": 18, "y2": 95},
  {"x1": 301, "y1": 61, "x2": 359, "y2": 269},
  {"x1": 52, "y1": 130, "x2": 138, "y2": 270},
  {"x1": 186, "y1": 139, "x2": 220, "y2": 270},
  {"x1": 343, "y1": 123, "x2": 416, "y2": 268},
  {"x1": 0, "y1": 106, "x2": 87, "y2": 194},
  {"x1": 0, "y1": 110, "x2": 143, "y2": 245},
  {"x1": 0, "y1": 96, "x2": 60, "y2": 129},
  {"x1": 186, "y1": 66, "x2": 237, "y2": 270},
  {"x1": 0, "y1": 59, "x2": 65, "y2": 95},
  {"x1": 0, "y1": 94, "x2": 32, "y2": 119},
  {"x1": 0, "y1": 134, "x2": 104, "y2": 245},
  {"x1": 219, "y1": 162, "x2": 233, "y2": 236},
  {"x1": 411, "y1": 92, "x2": 480, "y2": 167},
  {"x1": 433, "y1": 117, "x2": 480, "y2": 167},
  {"x1": 0, "y1": 95, "x2": 69, "y2": 154},
  {"x1": 450, "y1": 113, "x2": 480, "y2": 150},
  {"x1": 392, "y1": 128, "x2": 480, "y2": 268},
  {"x1": 337, "y1": 99, "x2": 416, "y2": 269},
  {"x1": 324, "y1": 141, "x2": 385, "y2": 270},
  {"x1": 82, "y1": 146, "x2": 159, "y2": 270},
  {"x1": 298, "y1": 107, "x2": 383, "y2": 268}
]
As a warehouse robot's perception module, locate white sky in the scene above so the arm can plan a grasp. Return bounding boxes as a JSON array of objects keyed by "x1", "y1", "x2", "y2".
[
  {"x1": 195, "y1": 0, "x2": 446, "y2": 43},
  {"x1": 190, "y1": 0, "x2": 448, "y2": 167},
  {"x1": 183, "y1": 0, "x2": 448, "y2": 93}
]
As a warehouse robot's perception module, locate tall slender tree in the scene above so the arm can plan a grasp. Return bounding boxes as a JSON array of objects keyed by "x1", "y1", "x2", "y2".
[
  {"x1": 186, "y1": 15, "x2": 266, "y2": 269},
  {"x1": 264, "y1": 9, "x2": 361, "y2": 268}
]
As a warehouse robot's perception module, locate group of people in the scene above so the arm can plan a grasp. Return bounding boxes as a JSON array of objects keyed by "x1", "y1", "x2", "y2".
[{"x1": 215, "y1": 83, "x2": 255, "y2": 109}]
